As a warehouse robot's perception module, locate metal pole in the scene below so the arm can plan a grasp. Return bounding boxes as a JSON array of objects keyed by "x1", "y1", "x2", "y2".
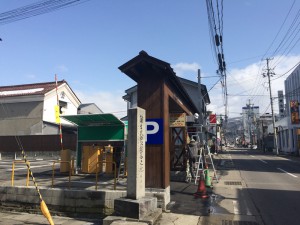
[{"x1": 197, "y1": 69, "x2": 204, "y2": 143}]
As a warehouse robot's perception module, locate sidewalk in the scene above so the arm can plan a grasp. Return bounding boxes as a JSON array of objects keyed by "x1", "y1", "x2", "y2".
[
  {"x1": 0, "y1": 211, "x2": 101, "y2": 225},
  {"x1": 154, "y1": 149, "x2": 263, "y2": 225},
  {"x1": 202, "y1": 150, "x2": 263, "y2": 225}
]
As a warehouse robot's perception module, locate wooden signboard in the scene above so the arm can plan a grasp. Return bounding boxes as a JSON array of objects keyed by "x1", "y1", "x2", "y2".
[{"x1": 170, "y1": 113, "x2": 186, "y2": 127}]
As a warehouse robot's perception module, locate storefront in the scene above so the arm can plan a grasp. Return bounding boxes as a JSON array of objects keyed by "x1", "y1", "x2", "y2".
[{"x1": 62, "y1": 114, "x2": 125, "y2": 173}]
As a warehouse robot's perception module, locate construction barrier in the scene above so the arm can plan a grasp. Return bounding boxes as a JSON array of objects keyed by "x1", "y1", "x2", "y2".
[
  {"x1": 194, "y1": 172, "x2": 209, "y2": 199},
  {"x1": 60, "y1": 149, "x2": 72, "y2": 172},
  {"x1": 204, "y1": 169, "x2": 212, "y2": 188},
  {"x1": 11, "y1": 160, "x2": 30, "y2": 187},
  {"x1": 52, "y1": 160, "x2": 72, "y2": 189}
]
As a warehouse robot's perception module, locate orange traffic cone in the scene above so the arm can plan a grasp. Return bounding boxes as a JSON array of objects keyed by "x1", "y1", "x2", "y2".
[{"x1": 194, "y1": 172, "x2": 209, "y2": 199}]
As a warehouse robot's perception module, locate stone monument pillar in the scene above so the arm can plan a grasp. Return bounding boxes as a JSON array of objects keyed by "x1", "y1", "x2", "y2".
[
  {"x1": 127, "y1": 107, "x2": 146, "y2": 199},
  {"x1": 112, "y1": 107, "x2": 161, "y2": 222}
]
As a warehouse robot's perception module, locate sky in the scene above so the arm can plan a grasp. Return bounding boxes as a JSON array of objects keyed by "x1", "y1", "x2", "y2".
[{"x1": 0, "y1": 0, "x2": 300, "y2": 119}]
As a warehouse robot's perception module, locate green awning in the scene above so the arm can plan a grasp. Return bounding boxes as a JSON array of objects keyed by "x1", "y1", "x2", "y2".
[
  {"x1": 62, "y1": 114, "x2": 125, "y2": 141},
  {"x1": 61, "y1": 114, "x2": 124, "y2": 127}
]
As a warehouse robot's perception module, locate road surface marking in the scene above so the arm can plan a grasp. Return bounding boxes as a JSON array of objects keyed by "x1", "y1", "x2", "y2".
[
  {"x1": 232, "y1": 200, "x2": 239, "y2": 214},
  {"x1": 259, "y1": 159, "x2": 268, "y2": 164},
  {"x1": 7, "y1": 164, "x2": 52, "y2": 171},
  {"x1": 249, "y1": 155, "x2": 267, "y2": 164},
  {"x1": 277, "y1": 168, "x2": 298, "y2": 178}
]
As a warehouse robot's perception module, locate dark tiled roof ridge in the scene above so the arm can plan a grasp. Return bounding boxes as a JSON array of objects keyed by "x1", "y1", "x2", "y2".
[
  {"x1": 0, "y1": 79, "x2": 66, "y2": 89},
  {"x1": 0, "y1": 80, "x2": 68, "y2": 98}
]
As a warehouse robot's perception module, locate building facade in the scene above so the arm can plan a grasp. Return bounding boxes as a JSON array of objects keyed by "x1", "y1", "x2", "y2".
[
  {"x1": 0, "y1": 80, "x2": 81, "y2": 136},
  {"x1": 78, "y1": 103, "x2": 103, "y2": 114},
  {"x1": 242, "y1": 104, "x2": 259, "y2": 145},
  {"x1": 123, "y1": 77, "x2": 210, "y2": 123},
  {"x1": 275, "y1": 63, "x2": 300, "y2": 155}
]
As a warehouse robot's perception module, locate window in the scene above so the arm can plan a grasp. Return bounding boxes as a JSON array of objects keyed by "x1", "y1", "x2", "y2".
[{"x1": 59, "y1": 101, "x2": 68, "y2": 114}]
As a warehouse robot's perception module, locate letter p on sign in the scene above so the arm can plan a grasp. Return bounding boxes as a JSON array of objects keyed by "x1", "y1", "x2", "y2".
[{"x1": 146, "y1": 119, "x2": 163, "y2": 144}]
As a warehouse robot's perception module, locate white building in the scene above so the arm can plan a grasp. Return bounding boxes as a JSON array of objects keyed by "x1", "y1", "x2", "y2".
[
  {"x1": 122, "y1": 77, "x2": 211, "y2": 123},
  {"x1": 242, "y1": 104, "x2": 259, "y2": 144},
  {"x1": 0, "y1": 80, "x2": 81, "y2": 135},
  {"x1": 275, "y1": 63, "x2": 300, "y2": 155},
  {"x1": 78, "y1": 103, "x2": 103, "y2": 114}
]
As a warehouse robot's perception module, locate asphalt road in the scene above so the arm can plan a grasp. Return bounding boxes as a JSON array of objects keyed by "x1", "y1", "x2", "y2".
[{"x1": 231, "y1": 149, "x2": 300, "y2": 225}]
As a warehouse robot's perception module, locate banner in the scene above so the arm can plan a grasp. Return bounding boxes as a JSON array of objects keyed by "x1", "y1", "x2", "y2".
[
  {"x1": 290, "y1": 100, "x2": 299, "y2": 124},
  {"x1": 209, "y1": 114, "x2": 217, "y2": 124},
  {"x1": 55, "y1": 105, "x2": 60, "y2": 124}
]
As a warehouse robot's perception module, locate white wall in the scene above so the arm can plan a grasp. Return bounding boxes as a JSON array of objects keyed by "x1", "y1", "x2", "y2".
[{"x1": 43, "y1": 84, "x2": 80, "y2": 125}]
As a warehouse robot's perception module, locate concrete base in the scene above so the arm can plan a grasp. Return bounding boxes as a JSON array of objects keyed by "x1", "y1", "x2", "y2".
[
  {"x1": 0, "y1": 186, "x2": 170, "y2": 217},
  {"x1": 114, "y1": 197, "x2": 157, "y2": 219},
  {"x1": 145, "y1": 186, "x2": 170, "y2": 211},
  {"x1": 0, "y1": 186, "x2": 127, "y2": 218},
  {"x1": 103, "y1": 208, "x2": 162, "y2": 225}
]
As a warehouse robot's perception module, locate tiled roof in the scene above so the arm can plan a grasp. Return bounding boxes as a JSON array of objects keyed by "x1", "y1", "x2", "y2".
[{"x1": 0, "y1": 80, "x2": 67, "y2": 98}]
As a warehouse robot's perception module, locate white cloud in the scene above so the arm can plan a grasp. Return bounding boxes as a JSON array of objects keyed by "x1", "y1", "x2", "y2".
[
  {"x1": 26, "y1": 73, "x2": 36, "y2": 79},
  {"x1": 75, "y1": 90, "x2": 127, "y2": 118},
  {"x1": 73, "y1": 55, "x2": 300, "y2": 120},
  {"x1": 207, "y1": 54, "x2": 300, "y2": 118},
  {"x1": 172, "y1": 62, "x2": 200, "y2": 76},
  {"x1": 55, "y1": 65, "x2": 69, "y2": 73}
]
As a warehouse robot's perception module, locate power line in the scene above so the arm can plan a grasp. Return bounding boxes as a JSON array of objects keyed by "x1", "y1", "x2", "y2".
[
  {"x1": 228, "y1": 94, "x2": 268, "y2": 97},
  {"x1": 0, "y1": 0, "x2": 91, "y2": 26},
  {"x1": 264, "y1": 0, "x2": 296, "y2": 58},
  {"x1": 227, "y1": 54, "x2": 265, "y2": 65},
  {"x1": 272, "y1": 60, "x2": 300, "y2": 80},
  {"x1": 269, "y1": 6, "x2": 300, "y2": 68},
  {"x1": 205, "y1": 0, "x2": 228, "y2": 122},
  {"x1": 248, "y1": 1, "x2": 299, "y2": 103},
  {"x1": 271, "y1": 8, "x2": 300, "y2": 57}
]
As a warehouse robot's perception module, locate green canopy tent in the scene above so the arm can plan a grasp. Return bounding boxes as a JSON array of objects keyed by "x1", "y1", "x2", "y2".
[{"x1": 61, "y1": 114, "x2": 125, "y2": 169}]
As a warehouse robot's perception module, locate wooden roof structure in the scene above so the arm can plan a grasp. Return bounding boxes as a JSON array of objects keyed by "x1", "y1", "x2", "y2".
[{"x1": 119, "y1": 51, "x2": 205, "y2": 188}]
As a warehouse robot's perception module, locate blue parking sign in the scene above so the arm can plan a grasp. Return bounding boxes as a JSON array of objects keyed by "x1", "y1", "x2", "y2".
[{"x1": 146, "y1": 119, "x2": 163, "y2": 144}]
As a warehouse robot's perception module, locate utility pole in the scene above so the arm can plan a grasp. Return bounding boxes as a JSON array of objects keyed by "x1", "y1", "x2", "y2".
[
  {"x1": 263, "y1": 58, "x2": 279, "y2": 155},
  {"x1": 247, "y1": 99, "x2": 254, "y2": 148},
  {"x1": 261, "y1": 120, "x2": 265, "y2": 152},
  {"x1": 197, "y1": 69, "x2": 205, "y2": 144},
  {"x1": 198, "y1": 69, "x2": 203, "y2": 125}
]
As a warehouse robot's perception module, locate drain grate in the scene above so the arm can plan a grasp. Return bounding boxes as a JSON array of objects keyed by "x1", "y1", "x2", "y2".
[
  {"x1": 222, "y1": 220, "x2": 259, "y2": 225},
  {"x1": 224, "y1": 181, "x2": 242, "y2": 186}
]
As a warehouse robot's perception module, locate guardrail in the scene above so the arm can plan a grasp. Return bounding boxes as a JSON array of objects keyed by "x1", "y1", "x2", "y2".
[
  {"x1": 95, "y1": 160, "x2": 116, "y2": 190},
  {"x1": 11, "y1": 160, "x2": 30, "y2": 187},
  {"x1": 52, "y1": 160, "x2": 72, "y2": 189}
]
